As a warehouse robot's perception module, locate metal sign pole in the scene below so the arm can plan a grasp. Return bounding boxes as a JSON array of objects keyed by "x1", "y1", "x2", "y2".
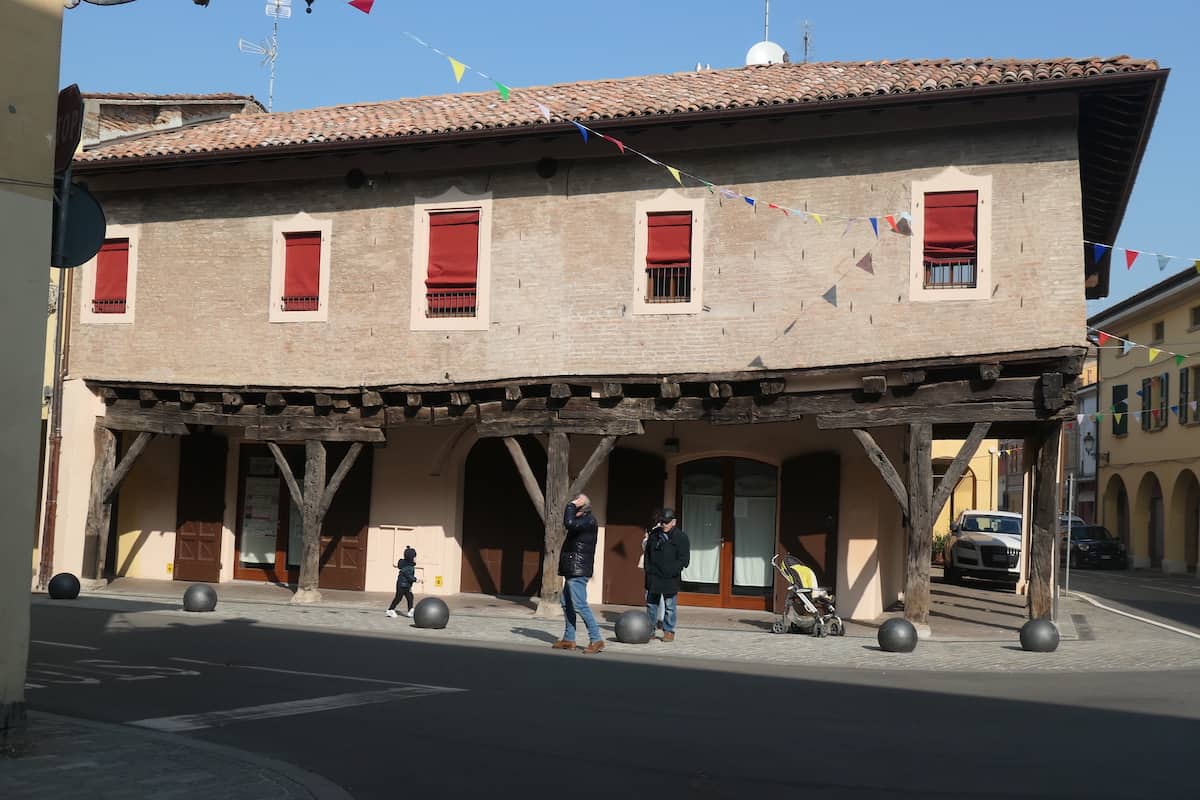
[{"x1": 1064, "y1": 474, "x2": 1076, "y2": 597}]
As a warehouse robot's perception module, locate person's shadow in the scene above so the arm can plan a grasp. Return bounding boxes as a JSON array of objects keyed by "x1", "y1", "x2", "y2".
[{"x1": 510, "y1": 627, "x2": 558, "y2": 644}]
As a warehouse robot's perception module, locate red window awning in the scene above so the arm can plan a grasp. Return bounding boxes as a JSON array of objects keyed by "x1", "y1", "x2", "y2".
[
  {"x1": 283, "y1": 232, "x2": 321, "y2": 311},
  {"x1": 94, "y1": 238, "x2": 129, "y2": 313},
  {"x1": 923, "y1": 191, "x2": 978, "y2": 258},
  {"x1": 427, "y1": 211, "x2": 480, "y2": 288},
  {"x1": 646, "y1": 212, "x2": 692, "y2": 269}
]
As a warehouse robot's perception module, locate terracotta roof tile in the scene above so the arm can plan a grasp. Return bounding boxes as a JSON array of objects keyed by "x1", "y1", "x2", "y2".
[
  {"x1": 83, "y1": 92, "x2": 261, "y2": 102},
  {"x1": 76, "y1": 56, "x2": 1161, "y2": 165}
]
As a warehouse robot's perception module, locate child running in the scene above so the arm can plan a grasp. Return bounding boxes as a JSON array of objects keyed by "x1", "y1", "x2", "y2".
[{"x1": 386, "y1": 546, "x2": 418, "y2": 618}]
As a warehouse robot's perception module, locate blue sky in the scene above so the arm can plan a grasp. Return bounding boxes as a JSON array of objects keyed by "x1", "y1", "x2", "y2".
[{"x1": 62, "y1": 0, "x2": 1198, "y2": 314}]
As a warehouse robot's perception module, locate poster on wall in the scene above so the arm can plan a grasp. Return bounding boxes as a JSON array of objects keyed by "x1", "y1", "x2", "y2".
[{"x1": 240, "y1": 476, "x2": 279, "y2": 565}]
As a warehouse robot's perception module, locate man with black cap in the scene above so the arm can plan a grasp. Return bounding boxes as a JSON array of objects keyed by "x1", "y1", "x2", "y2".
[{"x1": 644, "y1": 508, "x2": 690, "y2": 641}]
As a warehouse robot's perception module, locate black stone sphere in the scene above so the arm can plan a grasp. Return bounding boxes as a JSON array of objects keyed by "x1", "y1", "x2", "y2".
[
  {"x1": 1020, "y1": 618, "x2": 1060, "y2": 652},
  {"x1": 412, "y1": 597, "x2": 450, "y2": 629},
  {"x1": 614, "y1": 609, "x2": 653, "y2": 644},
  {"x1": 47, "y1": 572, "x2": 80, "y2": 600},
  {"x1": 877, "y1": 618, "x2": 918, "y2": 653},
  {"x1": 182, "y1": 583, "x2": 218, "y2": 612}
]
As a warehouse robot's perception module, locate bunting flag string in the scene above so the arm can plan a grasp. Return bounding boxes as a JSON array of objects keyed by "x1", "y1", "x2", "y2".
[
  {"x1": 1087, "y1": 327, "x2": 1192, "y2": 367},
  {"x1": 1086, "y1": 240, "x2": 1200, "y2": 276}
]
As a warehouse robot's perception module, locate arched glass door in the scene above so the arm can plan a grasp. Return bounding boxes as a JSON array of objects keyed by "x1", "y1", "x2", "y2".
[{"x1": 677, "y1": 458, "x2": 778, "y2": 610}]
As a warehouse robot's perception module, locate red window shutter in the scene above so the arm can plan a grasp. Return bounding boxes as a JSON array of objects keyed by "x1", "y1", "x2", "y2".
[
  {"x1": 923, "y1": 191, "x2": 978, "y2": 259},
  {"x1": 93, "y1": 238, "x2": 129, "y2": 314},
  {"x1": 283, "y1": 232, "x2": 321, "y2": 312},
  {"x1": 426, "y1": 210, "x2": 480, "y2": 313},
  {"x1": 646, "y1": 212, "x2": 692, "y2": 268}
]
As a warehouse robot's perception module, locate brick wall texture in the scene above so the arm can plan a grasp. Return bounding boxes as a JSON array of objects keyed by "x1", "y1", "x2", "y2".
[{"x1": 70, "y1": 116, "x2": 1086, "y2": 388}]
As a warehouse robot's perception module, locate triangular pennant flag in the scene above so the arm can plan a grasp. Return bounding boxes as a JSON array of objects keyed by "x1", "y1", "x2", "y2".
[
  {"x1": 767, "y1": 203, "x2": 789, "y2": 215},
  {"x1": 1195, "y1": 259, "x2": 1200, "y2": 275},
  {"x1": 1092, "y1": 243, "x2": 1111, "y2": 263},
  {"x1": 884, "y1": 214, "x2": 898, "y2": 232},
  {"x1": 1131, "y1": 411, "x2": 1141, "y2": 421},
  {"x1": 1122, "y1": 339, "x2": 1135, "y2": 355},
  {"x1": 1157, "y1": 254, "x2": 1172, "y2": 271},
  {"x1": 856, "y1": 253, "x2": 874, "y2": 274},
  {"x1": 1170, "y1": 405, "x2": 1179, "y2": 417},
  {"x1": 822, "y1": 285, "x2": 838, "y2": 307},
  {"x1": 895, "y1": 212, "x2": 913, "y2": 236},
  {"x1": 1095, "y1": 413, "x2": 1105, "y2": 422},
  {"x1": 448, "y1": 57, "x2": 468, "y2": 83},
  {"x1": 719, "y1": 189, "x2": 739, "y2": 200},
  {"x1": 744, "y1": 197, "x2": 756, "y2": 208},
  {"x1": 1176, "y1": 354, "x2": 1187, "y2": 367},
  {"x1": 570, "y1": 121, "x2": 589, "y2": 142},
  {"x1": 811, "y1": 213, "x2": 823, "y2": 225},
  {"x1": 701, "y1": 181, "x2": 715, "y2": 194},
  {"x1": 1096, "y1": 331, "x2": 1111, "y2": 346},
  {"x1": 1076, "y1": 414, "x2": 1085, "y2": 424},
  {"x1": 1135, "y1": 388, "x2": 1144, "y2": 398},
  {"x1": 1114, "y1": 412, "x2": 1124, "y2": 424},
  {"x1": 1148, "y1": 347, "x2": 1161, "y2": 363},
  {"x1": 1191, "y1": 400, "x2": 1198, "y2": 412},
  {"x1": 1125, "y1": 249, "x2": 1139, "y2": 270},
  {"x1": 600, "y1": 134, "x2": 625, "y2": 154},
  {"x1": 869, "y1": 217, "x2": 879, "y2": 237},
  {"x1": 1152, "y1": 409, "x2": 1160, "y2": 418},
  {"x1": 666, "y1": 166, "x2": 683, "y2": 186},
  {"x1": 348, "y1": 0, "x2": 374, "y2": 12},
  {"x1": 494, "y1": 81, "x2": 511, "y2": 101},
  {"x1": 535, "y1": 103, "x2": 552, "y2": 121}
]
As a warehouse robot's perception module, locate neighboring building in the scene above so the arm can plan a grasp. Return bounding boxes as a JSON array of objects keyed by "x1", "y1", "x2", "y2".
[
  {"x1": 1064, "y1": 348, "x2": 1099, "y2": 521},
  {"x1": 48, "y1": 55, "x2": 1165, "y2": 628},
  {"x1": 933, "y1": 439, "x2": 1000, "y2": 537},
  {"x1": 996, "y1": 439, "x2": 1025, "y2": 513},
  {"x1": 1091, "y1": 267, "x2": 1200, "y2": 573}
]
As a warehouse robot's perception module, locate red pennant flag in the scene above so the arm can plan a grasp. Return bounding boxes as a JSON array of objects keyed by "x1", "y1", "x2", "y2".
[
  {"x1": 884, "y1": 214, "x2": 898, "y2": 232},
  {"x1": 1125, "y1": 249, "x2": 1139, "y2": 269},
  {"x1": 600, "y1": 135, "x2": 625, "y2": 154},
  {"x1": 1096, "y1": 331, "x2": 1111, "y2": 346},
  {"x1": 348, "y1": 0, "x2": 375, "y2": 12},
  {"x1": 767, "y1": 203, "x2": 789, "y2": 215}
]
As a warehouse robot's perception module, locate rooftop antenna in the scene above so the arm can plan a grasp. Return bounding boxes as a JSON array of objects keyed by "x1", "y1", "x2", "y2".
[
  {"x1": 764, "y1": 0, "x2": 770, "y2": 40},
  {"x1": 746, "y1": 0, "x2": 789, "y2": 65},
  {"x1": 237, "y1": 0, "x2": 291, "y2": 111},
  {"x1": 802, "y1": 19, "x2": 813, "y2": 63}
]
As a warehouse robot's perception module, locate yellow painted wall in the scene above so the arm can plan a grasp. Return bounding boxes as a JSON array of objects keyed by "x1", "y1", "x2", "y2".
[{"x1": 932, "y1": 439, "x2": 1000, "y2": 538}]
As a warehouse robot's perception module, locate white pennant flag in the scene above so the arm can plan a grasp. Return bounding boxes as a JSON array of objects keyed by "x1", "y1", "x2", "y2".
[{"x1": 1076, "y1": 414, "x2": 1085, "y2": 424}]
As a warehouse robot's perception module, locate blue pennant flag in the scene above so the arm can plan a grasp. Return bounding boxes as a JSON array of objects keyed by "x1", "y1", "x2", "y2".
[
  {"x1": 869, "y1": 217, "x2": 879, "y2": 237},
  {"x1": 1091, "y1": 243, "x2": 1111, "y2": 263},
  {"x1": 1158, "y1": 254, "x2": 1173, "y2": 271},
  {"x1": 744, "y1": 196, "x2": 756, "y2": 208},
  {"x1": 822, "y1": 285, "x2": 837, "y2": 307},
  {"x1": 571, "y1": 121, "x2": 589, "y2": 142}
]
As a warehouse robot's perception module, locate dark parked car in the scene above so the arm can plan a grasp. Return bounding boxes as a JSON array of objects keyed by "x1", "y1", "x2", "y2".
[{"x1": 1060, "y1": 525, "x2": 1129, "y2": 569}]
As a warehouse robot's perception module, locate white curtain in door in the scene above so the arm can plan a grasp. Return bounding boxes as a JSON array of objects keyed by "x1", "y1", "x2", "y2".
[
  {"x1": 733, "y1": 496, "x2": 776, "y2": 587},
  {"x1": 682, "y1": 493, "x2": 722, "y2": 585}
]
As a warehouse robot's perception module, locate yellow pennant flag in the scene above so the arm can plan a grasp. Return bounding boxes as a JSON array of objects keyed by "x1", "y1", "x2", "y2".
[
  {"x1": 811, "y1": 213, "x2": 823, "y2": 225},
  {"x1": 1148, "y1": 347, "x2": 1162, "y2": 363},
  {"x1": 666, "y1": 166, "x2": 683, "y2": 186},
  {"x1": 1114, "y1": 412, "x2": 1124, "y2": 424},
  {"x1": 448, "y1": 57, "x2": 468, "y2": 83}
]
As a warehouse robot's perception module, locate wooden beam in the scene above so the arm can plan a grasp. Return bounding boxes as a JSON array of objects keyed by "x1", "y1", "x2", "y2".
[
  {"x1": 1040, "y1": 372, "x2": 1066, "y2": 411},
  {"x1": 245, "y1": 427, "x2": 385, "y2": 443},
  {"x1": 568, "y1": 435, "x2": 618, "y2": 499},
  {"x1": 314, "y1": 393, "x2": 333, "y2": 412},
  {"x1": 850, "y1": 429, "x2": 908, "y2": 517},
  {"x1": 332, "y1": 398, "x2": 352, "y2": 412},
  {"x1": 361, "y1": 391, "x2": 384, "y2": 409},
  {"x1": 504, "y1": 384, "x2": 523, "y2": 402},
  {"x1": 101, "y1": 431, "x2": 154, "y2": 505},
  {"x1": 1028, "y1": 422, "x2": 1062, "y2": 620},
  {"x1": 861, "y1": 375, "x2": 888, "y2": 395},
  {"x1": 759, "y1": 380, "x2": 785, "y2": 397},
  {"x1": 707, "y1": 382, "x2": 733, "y2": 400},
  {"x1": 99, "y1": 387, "x2": 119, "y2": 404},
  {"x1": 295, "y1": 440, "x2": 327, "y2": 603},
  {"x1": 266, "y1": 441, "x2": 304, "y2": 511},
  {"x1": 85, "y1": 425, "x2": 117, "y2": 580},
  {"x1": 179, "y1": 391, "x2": 197, "y2": 407},
  {"x1": 905, "y1": 422, "x2": 934, "y2": 628},
  {"x1": 550, "y1": 383, "x2": 572, "y2": 400},
  {"x1": 900, "y1": 370, "x2": 926, "y2": 386},
  {"x1": 536, "y1": 431, "x2": 571, "y2": 616},
  {"x1": 502, "y1": 437, "x2": 545, "y2": 523},
  {"x1": 138, "y1": 389, "x2": 157, "y2": 406},
  {"x1": 265, "y1": 392, "x2": 288, "y2": 410},
  {"x1": 449, "y1": 391, "x2": 471, "y2": 407},
  {"x1": 659, "y1": 380, "x2": 681, "y2": 400},
  {"x1": 100, "y1": 413, "x2": 190, "y2": 436},
  {"x1": 318, "y1": 442, "x2": 364, "y2": 519},
  {"x1": 600, "y1": 383, "x2": 623, "y2": 400},
  {"x1": 816, "y1": 401, "x2": 1067, "y2": 430},
  {"x1": 221, "y1": 392, "x2": 243, "y2": 410},
  {"x1": 930, "y1": 423, "x2": 991, "y2": 523},
  {"x1": 477, "y1": 419, "x2": 643, "y2": 439},
  {"x1": 979, "y1": 363, "x2": 1002, "y2": 382},
  {"x1": 406, "y1": 393, "x2": 423, "y2": 408}
]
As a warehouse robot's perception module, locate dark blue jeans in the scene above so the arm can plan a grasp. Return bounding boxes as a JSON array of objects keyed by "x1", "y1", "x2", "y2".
[
  {"x1": 646, "y1": 592, "x2": 678, "y2": 633},
  {"x1": 561, "y1": 576, "x2": 601, "y2": 643}
]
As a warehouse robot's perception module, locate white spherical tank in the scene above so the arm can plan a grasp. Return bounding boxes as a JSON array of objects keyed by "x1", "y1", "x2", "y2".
[{"x1": 745, "y1": 40, "x2": 789, "y2": 65}]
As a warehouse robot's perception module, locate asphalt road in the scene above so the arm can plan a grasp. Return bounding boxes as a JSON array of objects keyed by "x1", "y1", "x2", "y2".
[
  {"x1": 1065, "y1": 567, "x2": 1200, "y2": 635},
  {"x1": 26, "y1": 603, "x2": 1200, "y2": 800}
]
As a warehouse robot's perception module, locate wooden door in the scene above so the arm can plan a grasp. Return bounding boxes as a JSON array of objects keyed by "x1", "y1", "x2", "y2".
[
  {"x1": 318, "y1": 444, "x2": 372, "y2": 591},
  {"x1": 603, "y1": 447, "x2": 665, "y2": 605},
  {"x1": 777, "y1": 452, "x2": 840, "y2": 612},
  {"x1": 174, "y1": 433, "x2": 227, "y2": 583},
  {"x1": 460, "y1": 437, "x2": 546, "y2": 595}
]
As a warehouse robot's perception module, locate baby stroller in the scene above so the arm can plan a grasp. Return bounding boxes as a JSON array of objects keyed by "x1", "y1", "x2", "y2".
[{"x1": 770, "y1": 554, "x2": 845, "y2": 637}]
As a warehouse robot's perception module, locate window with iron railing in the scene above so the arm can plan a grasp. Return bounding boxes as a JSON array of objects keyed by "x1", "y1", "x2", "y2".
[
  {"x1": 426, "y1": 288, "x2": 477, "y2": 318},
  {"x1": 282, "y1": 231, "x2": 321, "y2": 312},
  {"x1": 922, "y1": 190, "x2": 978, "y2": 290},
  {"x1": 93, "y1": 238, "x2": 129, "y2": 314},
  {"x1": 425, "y1": 210, "x2": 480, "y2": 319},
  {"x1": 646, "y1": 212, "x2": 692, "y2": 303}
]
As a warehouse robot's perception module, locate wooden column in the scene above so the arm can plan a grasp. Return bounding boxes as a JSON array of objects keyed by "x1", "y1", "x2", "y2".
[
  {"x1": 85, "y1": 425, "x2": 118, "y2": 580},
  {"x1": 1028, "y1": 421, "x2": 1062, "y2": 619},
  {"x1": 535, "y1": 431, "x2": 571, "y2": 617},
  {"x1": 905, "y1": 422, "x2": 933, "y2": 629}
]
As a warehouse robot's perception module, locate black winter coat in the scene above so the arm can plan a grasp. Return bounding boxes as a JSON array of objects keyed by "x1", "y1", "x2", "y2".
[
  {"x1": 644, "y1": 527, "x2": 691, "y2": 594},
  {"x1": 558, "y1": 503, "x2": 598, "y2": 578}
]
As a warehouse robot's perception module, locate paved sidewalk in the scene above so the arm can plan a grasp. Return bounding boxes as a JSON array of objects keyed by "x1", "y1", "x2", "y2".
[
  {"x1": 0, "y1": 711, "x2": 350, "y2": 800},
  {"x1": 36, "y1": 583, "x2": 1200, "y2": 674}
]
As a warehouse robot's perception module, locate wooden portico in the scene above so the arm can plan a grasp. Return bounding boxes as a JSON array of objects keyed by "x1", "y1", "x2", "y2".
[{"x1": 87, "y1": 343, "x2": 1081, "y2": 622}]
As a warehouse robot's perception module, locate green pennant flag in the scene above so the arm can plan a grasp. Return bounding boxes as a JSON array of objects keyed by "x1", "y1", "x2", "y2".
[
  {"x1": 495, "y1": 81, "x2": 511, "y2": 101},
  {"x1": 1177, "y1": 354, "x2": 1188, "y2": 367}
]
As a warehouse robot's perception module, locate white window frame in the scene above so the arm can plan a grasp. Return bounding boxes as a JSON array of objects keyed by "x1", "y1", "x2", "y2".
[
  {"x1": 80, "y1": 224, "x2": 139, "y2": 325},
  {"x1": 409, "y1": 187, "x2": 493, "y2": 332},
  {"x1": 632, "y1": 190, "x2": 705, "y2": 316},
  {"x1": 909, "y1": 167, "x2": 992, "y2": 303},
  {"x1": 269, "y1": 212, "x2": 332, "y2": 324}
]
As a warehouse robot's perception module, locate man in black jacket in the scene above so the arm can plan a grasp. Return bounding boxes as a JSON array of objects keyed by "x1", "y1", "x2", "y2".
[
  {"x1": 644, "y1": 508, "x2": 690, "y2": 642},
  {"x1": 552, "y1": 494, "x2": 604, "y2": 654}
]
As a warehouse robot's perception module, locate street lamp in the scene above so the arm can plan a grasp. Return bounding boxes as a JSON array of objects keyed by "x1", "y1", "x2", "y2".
[{"x1": 1083, "y1": 431, "x2": 1095, "y2": 457}]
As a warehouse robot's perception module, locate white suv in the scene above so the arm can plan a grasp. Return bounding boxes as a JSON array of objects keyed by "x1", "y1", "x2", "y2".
[{"x1": 943, "y1": 510, "x2": 1022, "y2": 583}]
